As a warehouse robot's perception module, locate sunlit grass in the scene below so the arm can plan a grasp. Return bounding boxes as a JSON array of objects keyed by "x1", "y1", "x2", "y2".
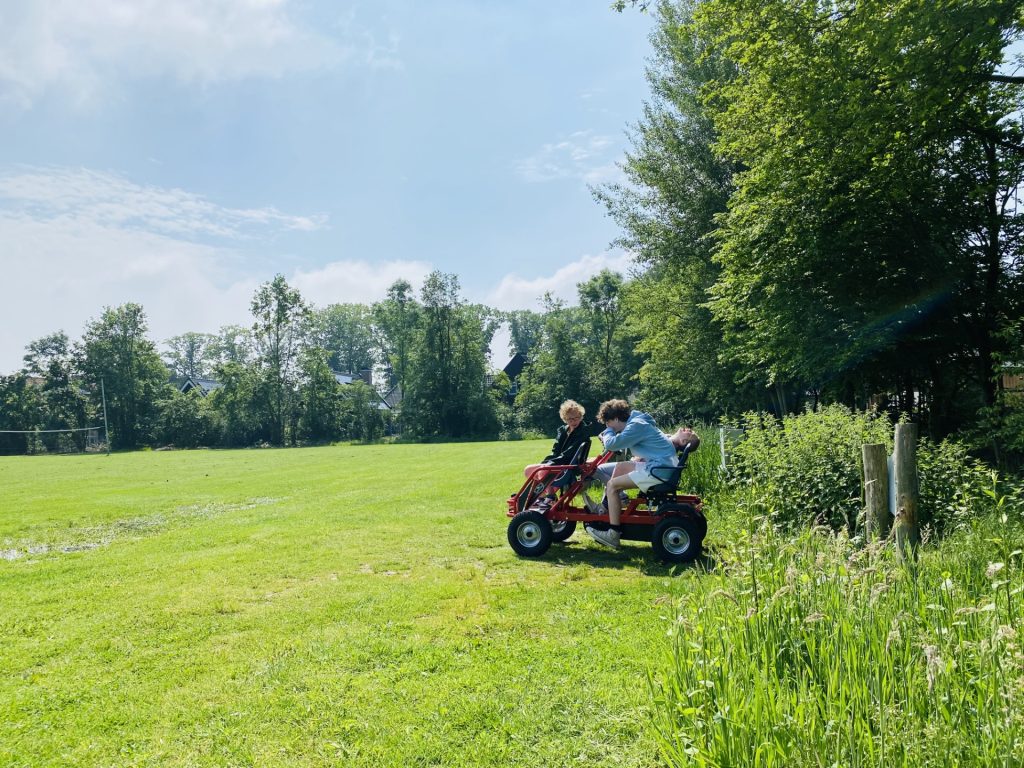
[{"x1": 1, "y1": 442, "x2": 697, "y2": 768}]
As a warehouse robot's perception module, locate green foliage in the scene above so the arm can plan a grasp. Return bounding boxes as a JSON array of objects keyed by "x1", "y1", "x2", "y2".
[
  {"x1": 918, "y1": 437, "x2": 1024, "y2": 533},
  {"x1": 338, "y1": 380, "x2": 385, "y2": 442},
  {"x1": 157, "y1": 389, "x2": 219, "y2": 448},
  {"x1": 22, "y1": 331, "x2": 92, "y2": 451},
  {"x1": 371, "y1": 279, "x2": 420, "y2": 396},
  {"x1": 309, "y1": 304, "x2": 376, "y2": 375},
  {"x1": 597, "y1": 0, "x2": 767, "y2": 419},
  {"x1": 164, "y1": 332, "x2": 218, "y2": 380},
  {"x1": 208, "y1": 361, "x2": 267, "y2": 447},
  {"x1": 726, "y1": 405, "x2": 1024, "y2": 535},
  {"x1": 728, "y1": 405, "x2": 894, "y2": 532},
  {"x1": 0, "y1": 374, "x2": 44, "y2": 454},
  {"x1": 403, "y1": 272, "x2": 498, "y2": 439},
  {"x1": 77, "y1": 303, "x2": 171, "y2": 450},
  {"x1": 250, "y1": 274, "x2": 310, "y2": 446},
  {"x1": 297, "y1": 348, "x2": 343, "y2": 443},
  {"x1": 696, "y1": 0, "x2": 1024, "y2": 423}
]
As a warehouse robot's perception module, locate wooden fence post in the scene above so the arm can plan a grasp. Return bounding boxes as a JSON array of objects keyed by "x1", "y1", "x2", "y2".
[
  {"x1": 862, "y1": 443, "x2": 889, "y2": 540},
  {"x1": 893, "y1": 423, "x2": 920, "y2": 560}
]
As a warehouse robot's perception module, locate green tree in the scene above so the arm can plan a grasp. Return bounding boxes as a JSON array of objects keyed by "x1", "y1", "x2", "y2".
[
  {"x1": 0, "y1": 374, "x2": 44, "y2": 454},
  {"x1": 164, "y1": 332, "x2": 218, "y2": 380},
  {"x1": 23, "y1": 331, "x2": 92, "y2": 451},
  {"x1": 156, "y1": 388, "x2": 218, "y2": 448},
  {"x1": 513, "y1": 295, "x2": 588, "y2": 434},
  {"x1": 694, "y1": 0, "x2": 1024, "y2": 429},
  {"x1": 597, "y1": 0, "x2": 760, "y2": 420},
  {"x1": 77, "y1": 303, "x2": 170, "y2": 449},
  {"x1": 297, "y1": 348, "x2": 343, "y2": 443},
  {"x1": 208, "y1": 361, "x2": 266, "y2": 447},
  {"x1": 404, "y1": 272, "x2": 497, "y2": 438},
  {"x1": 576, "y1": 270, "x2": 641, "y2": 404},
  {"x1": 212, "y1": 325, "x2": 254, "y2": 366},
  {"x1": 339, "y1": 380, "x2": 385, "y2": 442},
  {"x1": 310, "y1": 304, "x2": 376, "y2": 375},
  {"x1": 250, "y1": 275, "x2": 310, "y2": 445},
  {"x1": 505, "y1": 309, "x2": 545, "y2": 358},
  {"x1": 372, "y1": 279, "x2": 420, "y2": 397}
]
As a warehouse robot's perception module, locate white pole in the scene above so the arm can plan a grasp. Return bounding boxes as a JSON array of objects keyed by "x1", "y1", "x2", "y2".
[{"x1": 101, "y1": 378, "x2": 111, "y2": 454}]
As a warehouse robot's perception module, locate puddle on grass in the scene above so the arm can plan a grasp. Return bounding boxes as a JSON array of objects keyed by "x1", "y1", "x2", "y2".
[{"x1": 1, "y1": 497, "x2": 283, "y2": 563}]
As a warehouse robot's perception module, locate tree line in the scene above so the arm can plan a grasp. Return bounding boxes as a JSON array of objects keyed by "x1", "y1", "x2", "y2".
[{"x1": 0, "y1": 269, "x2": 643, "y2": 453}]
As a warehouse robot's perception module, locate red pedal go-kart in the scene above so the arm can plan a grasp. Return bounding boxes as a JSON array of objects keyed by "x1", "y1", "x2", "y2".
[{"x1": 505, "y1": 442, "x2": 706, "y2": 564}]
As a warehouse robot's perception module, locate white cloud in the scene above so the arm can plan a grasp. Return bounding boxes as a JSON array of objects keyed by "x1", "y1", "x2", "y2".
[
  {"x1": 291, "y1": 259, "x2": 431, "y2": 306},
  {"x1": 0, "y1": 167, "x2": 327, "y2": 238},
  {"x1": 486, "y1": 251, "x2": 636, "y2": 311},
  {"x1": 515, "y1": 130, "x2": 624, "y2": 185},
  {"x1": 0, "y1": 209, "x2": 260, "y2": 373},
  {"x1": 0, "y1": 165, "x2": 332, "y2": 373},
  {"x1": 0, "y1": 0, "x2": 394, "y2": 109}
]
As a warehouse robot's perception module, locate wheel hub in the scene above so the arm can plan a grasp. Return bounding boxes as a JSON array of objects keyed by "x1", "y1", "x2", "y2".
[
  {"x1": 662, "y1": 526, "x2": 691, "y2": 555},
  {"x1": 517, "y1": 522, "x2": 542, "y2": 547}
]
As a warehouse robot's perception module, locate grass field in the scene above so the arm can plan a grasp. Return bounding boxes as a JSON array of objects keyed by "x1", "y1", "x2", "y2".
[{"x1": 1, "y1": 441, "x2": 699, "y2": 767}]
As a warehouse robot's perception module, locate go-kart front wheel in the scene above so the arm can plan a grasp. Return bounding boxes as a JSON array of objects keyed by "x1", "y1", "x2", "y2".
[
  {"x1": 507, "y1": 510, "x2": 553, "y2": 557},
  {"x1": 651, "y1": 515, "x2": 703, "y2": 564}
]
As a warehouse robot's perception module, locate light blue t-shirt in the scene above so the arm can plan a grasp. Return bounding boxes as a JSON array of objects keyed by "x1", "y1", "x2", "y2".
[{"x1": 600, "y1": 410, "x2": 677, "y2": 465}]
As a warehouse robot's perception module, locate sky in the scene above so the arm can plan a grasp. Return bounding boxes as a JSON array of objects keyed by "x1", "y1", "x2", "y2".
[{"x1": 0, "y1": 0, "x2": 657, "y2": 374}]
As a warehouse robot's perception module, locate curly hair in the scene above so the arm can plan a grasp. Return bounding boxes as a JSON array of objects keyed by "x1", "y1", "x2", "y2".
[
  {"x1": 559, "y1": 399, "x2": 585, "y2": 421},
  {"x1": 597, "y1": 399, "x2": 631, "y2": 424}
]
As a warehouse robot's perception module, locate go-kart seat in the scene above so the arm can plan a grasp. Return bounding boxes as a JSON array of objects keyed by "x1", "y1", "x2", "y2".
[
  {"x1": 641, "y1": 443, "x2": 694, "y2": 499},
  {"x1": 547, "y1": 438, "x2": 592, "y2": 491}
]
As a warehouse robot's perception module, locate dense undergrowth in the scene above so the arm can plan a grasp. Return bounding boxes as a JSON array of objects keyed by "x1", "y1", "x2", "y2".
[{"x1": 654, "y1": 408, "x2": 1024, "y2": 767}]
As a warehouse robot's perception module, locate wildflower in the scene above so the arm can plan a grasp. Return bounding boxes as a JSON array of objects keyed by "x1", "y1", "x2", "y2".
[
  {"x1": 940, "y1": 578, "x2": 955, "y2": 592},
  {"x1": 987, "y1": 562, "x2": 1006, "y2": 580}
]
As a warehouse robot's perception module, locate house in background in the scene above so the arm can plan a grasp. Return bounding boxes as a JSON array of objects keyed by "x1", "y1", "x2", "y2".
[
  {"x1": 177, "y1": 376, "x2": 222, "y2": 396},
  {"x1": 488, "y1": 352, "x2": 528, "y2": 403}
]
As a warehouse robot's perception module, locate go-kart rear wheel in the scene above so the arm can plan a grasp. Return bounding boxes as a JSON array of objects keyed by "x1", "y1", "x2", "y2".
[
  {"x1": 651, "y1": 515, "x2": 703, "y2": 564},
  {"x1": 508, "y1": 510, "x2": 553, "y2": 557},
  {"x1": 550, "y1": 519, "x2": 577, "y2": 543}
]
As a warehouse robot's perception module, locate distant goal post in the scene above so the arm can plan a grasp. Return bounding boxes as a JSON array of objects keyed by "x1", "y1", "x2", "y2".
[{"x1": 0, "y1": 426, "x2": 106, "y2": 455}]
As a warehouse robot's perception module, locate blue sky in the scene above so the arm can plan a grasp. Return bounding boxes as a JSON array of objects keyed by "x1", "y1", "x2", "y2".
[{"x1": 0, "y1": 1, "x2": 656, "y2": 373}]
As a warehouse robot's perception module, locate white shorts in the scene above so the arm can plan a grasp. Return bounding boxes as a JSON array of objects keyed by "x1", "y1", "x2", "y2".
[{"x1": 628, "y1": 457, "x2": 679, "y2": 492}]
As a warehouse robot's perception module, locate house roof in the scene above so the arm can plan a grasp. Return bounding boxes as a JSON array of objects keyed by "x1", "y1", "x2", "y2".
[{"x1": 502, "y1": 352, "x2": 528, "y2": 379}]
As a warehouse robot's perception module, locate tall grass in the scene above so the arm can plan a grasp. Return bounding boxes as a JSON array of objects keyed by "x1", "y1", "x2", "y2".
[{"x1": 651, "y1": 410, "x2": 1024, "y2": 767}]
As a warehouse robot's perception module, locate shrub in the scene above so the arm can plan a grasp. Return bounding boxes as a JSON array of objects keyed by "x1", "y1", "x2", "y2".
[{"x1": 727, "y1": 405, "x2": 892, "y2": 532}]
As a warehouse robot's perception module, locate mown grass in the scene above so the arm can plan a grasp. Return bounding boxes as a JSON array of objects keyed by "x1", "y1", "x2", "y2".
[{"x1": 1, "y1": 441, "x2": 702, "y2": 768}]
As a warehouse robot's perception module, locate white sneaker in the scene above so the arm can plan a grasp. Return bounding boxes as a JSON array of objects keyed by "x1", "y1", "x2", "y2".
[{"x1": 587, "y1": 526, "x2": 621, "y2": 549}]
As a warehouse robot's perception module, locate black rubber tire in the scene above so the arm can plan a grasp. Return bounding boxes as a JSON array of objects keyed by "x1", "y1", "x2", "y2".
[
  {"x1": 507, "y1": 510, "x2": 553, "y2": 557},
  {"x1": 550, "y1": 519, "x2": 577, "y2": 543},
  {"x1": 651, "y1": 515, "x2": 704, "y2": 564},
  {"x1": 658, "y1": 502, "x2": 707, "y2": 541}
]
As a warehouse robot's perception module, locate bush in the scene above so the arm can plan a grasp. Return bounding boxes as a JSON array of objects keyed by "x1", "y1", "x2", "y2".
[
  {"x1": 722, "y1": 406, "x2": 1024, "y2": 535},
  {"x1": 727, "y1": 405, "x2": 892, "y2": 532}
]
